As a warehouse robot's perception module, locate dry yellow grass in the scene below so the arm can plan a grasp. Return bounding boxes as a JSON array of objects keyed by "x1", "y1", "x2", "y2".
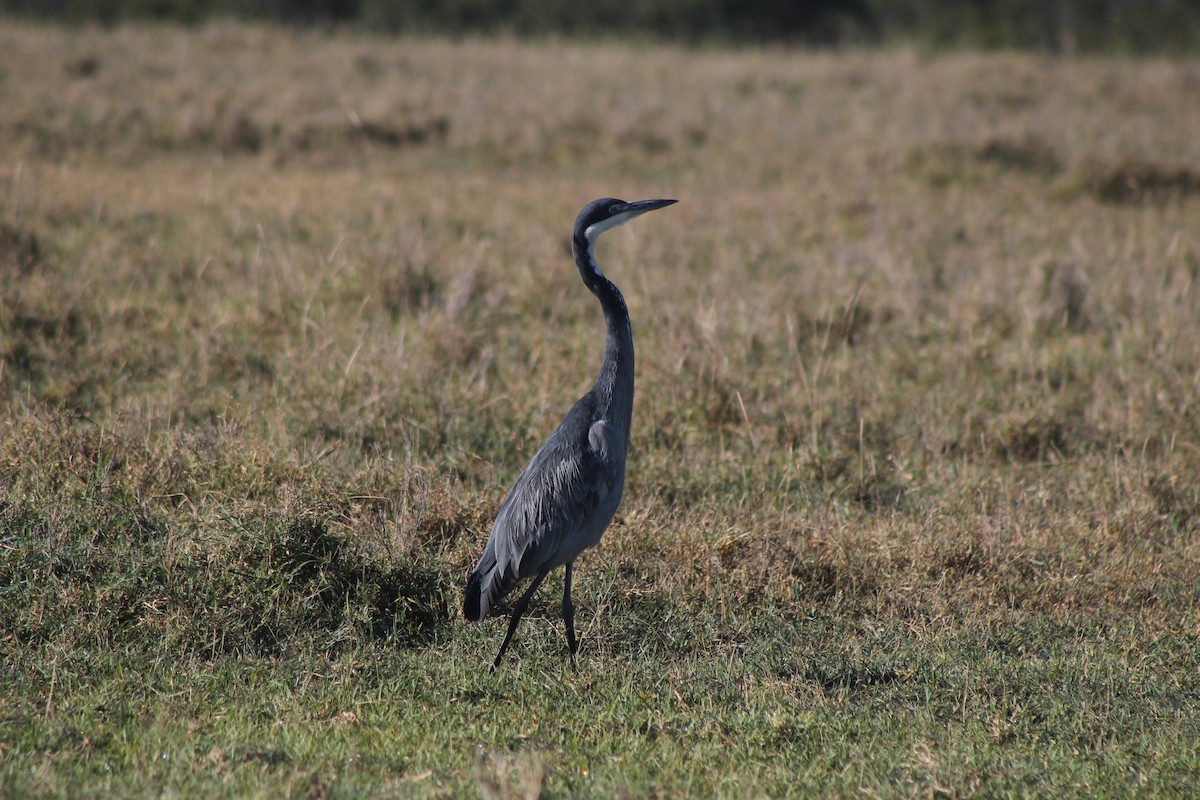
[{"x1": 2, "y1": 20, "x2": 1199, "y2": 797}]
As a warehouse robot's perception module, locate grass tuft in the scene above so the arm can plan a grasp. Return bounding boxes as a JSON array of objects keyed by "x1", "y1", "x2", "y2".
[{"x1": 1085, "y1": 158, "x2": 1200, "y2": 205}]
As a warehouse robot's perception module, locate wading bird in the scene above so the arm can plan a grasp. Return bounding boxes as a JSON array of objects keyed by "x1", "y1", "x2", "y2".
[{"x1": 463, "y1": 197, "x2": 677, "y2": 670}]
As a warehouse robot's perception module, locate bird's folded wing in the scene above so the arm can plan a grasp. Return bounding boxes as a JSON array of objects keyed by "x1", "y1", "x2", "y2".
[{"x1": 491, "y1": 413, "x2": 620, "y2": 582}]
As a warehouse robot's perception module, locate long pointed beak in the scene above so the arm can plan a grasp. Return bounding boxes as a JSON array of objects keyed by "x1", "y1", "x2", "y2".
[{"x1": 621, "y1": 198, "x2": 677, "y2": 217}]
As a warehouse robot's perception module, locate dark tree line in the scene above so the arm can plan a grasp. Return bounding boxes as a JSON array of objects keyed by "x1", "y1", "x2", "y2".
[{"x1": 4, "y1": 0, "x2": 1200, "y2": 52}]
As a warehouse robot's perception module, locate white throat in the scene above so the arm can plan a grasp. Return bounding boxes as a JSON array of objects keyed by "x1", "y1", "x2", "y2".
[
  {"x1": 582, "y1": 211, "x2": 637, "y2": 278},
  {"x1": 582, "y1": 237, "x2": 603, "y2": 278}
]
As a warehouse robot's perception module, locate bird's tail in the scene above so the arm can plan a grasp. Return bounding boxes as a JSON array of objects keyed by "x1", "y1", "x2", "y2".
[
  {"x1": 463, "y1": 570, "x2": 485, "y2": 622},
  {"x1": 463, "y1": 557, "x2": 521, "y2": 622}
]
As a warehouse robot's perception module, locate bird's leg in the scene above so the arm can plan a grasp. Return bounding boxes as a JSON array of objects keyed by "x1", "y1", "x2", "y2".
[
  {"x1": 562, "y1": 562, "x2": 578, "y2": 670},
  {"x1": 492, "y1": 567, "x2": 550, "y2": 672}
]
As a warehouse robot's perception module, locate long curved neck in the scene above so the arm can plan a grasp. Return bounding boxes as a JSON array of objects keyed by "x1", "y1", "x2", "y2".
[{"x1": 573, "y1": 235, "x2": 635, "y2": 441}]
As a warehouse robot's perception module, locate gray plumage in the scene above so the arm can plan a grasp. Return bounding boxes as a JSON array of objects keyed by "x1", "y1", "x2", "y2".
[{"x1": 463, "y1": 196, "x2": 676, "y2": 670}]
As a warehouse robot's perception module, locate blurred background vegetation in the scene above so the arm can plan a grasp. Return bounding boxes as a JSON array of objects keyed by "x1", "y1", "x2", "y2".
[{"x1": 3, "y1": 0, "x2": 1200, "y2": 53}]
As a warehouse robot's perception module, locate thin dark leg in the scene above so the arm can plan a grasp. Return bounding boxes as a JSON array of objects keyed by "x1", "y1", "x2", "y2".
[
  {"x1": 562, "y1": 562, "x2": 577, "y2": 669},
  {"x1": 491, "y1": 567, "x2": 550, "y2": 671}
]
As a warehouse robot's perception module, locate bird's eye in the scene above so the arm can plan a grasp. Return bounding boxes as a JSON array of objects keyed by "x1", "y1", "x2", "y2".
[{"x1": 609, "y1": 204, "x2": 621, "y2": 215}]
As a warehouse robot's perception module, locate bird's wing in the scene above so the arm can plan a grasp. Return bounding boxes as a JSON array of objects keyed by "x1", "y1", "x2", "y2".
[{"x1": 490, "y1": 401, "x2": 624, "y2": 587}]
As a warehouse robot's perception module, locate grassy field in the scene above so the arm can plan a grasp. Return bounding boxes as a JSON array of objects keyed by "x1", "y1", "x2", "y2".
[{"x1": 2, "y1": 20, "x2": 1200, "y2": 797}]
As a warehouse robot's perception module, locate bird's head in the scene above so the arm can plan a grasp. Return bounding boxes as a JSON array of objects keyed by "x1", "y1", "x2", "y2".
[{"x1": 572, "y1": 197, "x2": 677, "y2": 254}]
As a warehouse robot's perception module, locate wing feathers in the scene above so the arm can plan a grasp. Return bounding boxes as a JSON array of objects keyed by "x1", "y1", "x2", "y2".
[{"x1": 463, "y1": 399, "x2": 624, "y2": 620}]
